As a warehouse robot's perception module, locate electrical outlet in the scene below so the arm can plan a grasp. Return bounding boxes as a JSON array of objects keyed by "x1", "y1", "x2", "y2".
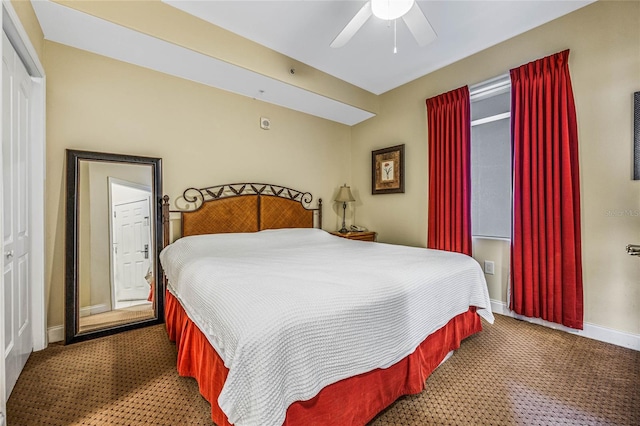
[{"x1": 484, "y1": 260, "x2": 495, "y2": 275}]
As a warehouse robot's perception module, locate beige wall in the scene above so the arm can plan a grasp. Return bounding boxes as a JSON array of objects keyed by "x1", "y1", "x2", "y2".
[
  {"x1": 351, "y1": 1, "x2": 640, "y2": 334},
  {"x1": 45, "y1": 41, "x2": 352, "y2": 329},
  {"x1": 10, "y1": 0, "x2": 640, "y2": 337}
]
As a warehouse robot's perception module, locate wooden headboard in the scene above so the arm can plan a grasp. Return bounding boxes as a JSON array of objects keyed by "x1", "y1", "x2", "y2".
[{"x1": 162, "y1": 183, "x2": 322, "y2": 247}]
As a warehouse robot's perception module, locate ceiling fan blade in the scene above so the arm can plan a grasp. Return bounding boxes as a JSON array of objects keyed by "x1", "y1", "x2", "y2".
[
  {"x1": 402, "y1": 3, "x2": 437, "y2": 47},
  {"x1": 330, "y1": 2, "x2": 372, "y2": 48}
]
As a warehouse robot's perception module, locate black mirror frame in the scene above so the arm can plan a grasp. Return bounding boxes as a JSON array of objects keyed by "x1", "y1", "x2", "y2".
[
  {"x1": 634, "y1": 91, "x2": 639, "y2": 180},
  {"x1": 64, "y1": 149, "x2": 164, "y2": 344}
]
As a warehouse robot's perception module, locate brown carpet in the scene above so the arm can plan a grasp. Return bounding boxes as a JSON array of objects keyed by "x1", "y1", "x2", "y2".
[{"x1": 7, "y1": 314, "x2": 639, "y2": 425}]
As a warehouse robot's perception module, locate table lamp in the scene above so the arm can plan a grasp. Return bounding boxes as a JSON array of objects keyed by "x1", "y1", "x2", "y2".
[{"x1": 335, "y1": 184, "x2": 355, "y2": 234}]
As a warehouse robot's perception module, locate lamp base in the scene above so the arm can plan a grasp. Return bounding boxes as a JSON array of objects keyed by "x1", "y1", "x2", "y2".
[{"x1": 339, "y1": 202, "x2": 348, "y2": 234}]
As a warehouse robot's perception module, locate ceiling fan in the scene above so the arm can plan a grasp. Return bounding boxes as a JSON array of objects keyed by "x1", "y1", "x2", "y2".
[{"x1": 331, "y1": 0, "x2": 437, "y2": 49}]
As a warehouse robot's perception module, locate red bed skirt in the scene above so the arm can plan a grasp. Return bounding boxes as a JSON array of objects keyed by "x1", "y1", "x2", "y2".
[{"x1": 165, "y1": 289, "x2": 482, "y2": 426}]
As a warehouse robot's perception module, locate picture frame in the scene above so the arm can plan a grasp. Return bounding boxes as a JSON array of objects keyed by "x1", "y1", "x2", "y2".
[{"x1": 372, "y1": 144, "x2": 405, "y2": 194}]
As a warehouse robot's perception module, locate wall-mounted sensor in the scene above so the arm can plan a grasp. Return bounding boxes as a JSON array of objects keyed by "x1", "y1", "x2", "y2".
[{"x1": 260, "y1": 117, "x2": 271, "y2": 130}]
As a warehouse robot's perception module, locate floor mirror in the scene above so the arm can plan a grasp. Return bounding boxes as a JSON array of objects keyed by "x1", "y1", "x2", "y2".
[{"x1": 65, "y1": 149, "x2": 163, "y2": 344}]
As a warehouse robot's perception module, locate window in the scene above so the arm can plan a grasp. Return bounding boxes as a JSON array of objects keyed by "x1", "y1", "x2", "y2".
[{"x1": 470, "y1": 75, "x2": 511, "y2": 239}]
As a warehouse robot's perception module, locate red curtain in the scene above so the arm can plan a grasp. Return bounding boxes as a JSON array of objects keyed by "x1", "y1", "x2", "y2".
[
  {"x1": 426, "y1": 86, "x2": 472, "y2": 256},
  {"x1": 510, "y1": 50, "x2": 584, "y2": 329}
]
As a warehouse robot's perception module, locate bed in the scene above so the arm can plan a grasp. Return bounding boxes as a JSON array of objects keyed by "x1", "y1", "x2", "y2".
[{"x1": 160, "y1": 183, "x2": 494, "y2": 426}]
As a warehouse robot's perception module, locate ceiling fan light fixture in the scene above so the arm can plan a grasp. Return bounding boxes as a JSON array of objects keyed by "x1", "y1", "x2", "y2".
[{"x1": 371, "y1": 0, "x2": 415, "y2": 21}]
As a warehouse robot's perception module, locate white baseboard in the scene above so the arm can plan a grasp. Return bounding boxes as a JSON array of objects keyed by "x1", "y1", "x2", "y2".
[
  {"x1": 47, "y1": 325, "x2": 64, "y2": 344},
  {"x1": 490, "y1": 299, "x2": 640, "y2": 351},
  {"x1": 79, "y1": 303, "x2": 109, "y2": 317}
]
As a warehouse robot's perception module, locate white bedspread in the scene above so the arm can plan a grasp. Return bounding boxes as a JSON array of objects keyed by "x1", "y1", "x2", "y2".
[{"x1": 160, "y1": 228, "x2": 494, "y2": 426}]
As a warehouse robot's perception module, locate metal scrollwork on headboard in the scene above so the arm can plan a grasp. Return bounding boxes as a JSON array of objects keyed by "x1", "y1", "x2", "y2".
[
  {"x1": 162, "y1": 183, "x2": 322, "y2": 248},
  {"x1": 180, "y1": 183, "x2": 315, "y2": 212}
]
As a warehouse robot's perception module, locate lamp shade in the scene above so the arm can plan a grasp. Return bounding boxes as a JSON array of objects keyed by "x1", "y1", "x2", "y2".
[{"x1": 335, "y1": 184, "x2": 355, "y2": 203}]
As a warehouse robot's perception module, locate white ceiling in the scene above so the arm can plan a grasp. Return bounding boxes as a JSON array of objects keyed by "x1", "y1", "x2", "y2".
[
  {"x1": 164, "y1": 0, "x2": 594, "y2": 95},
  {"x1": 32, "y1": 0, "x2": 594, "y2": 125}
]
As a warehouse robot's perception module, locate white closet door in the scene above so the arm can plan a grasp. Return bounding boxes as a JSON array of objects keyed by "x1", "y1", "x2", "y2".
[{"x1": 2, "y1": 31, "x2": 32, "y2": 399}]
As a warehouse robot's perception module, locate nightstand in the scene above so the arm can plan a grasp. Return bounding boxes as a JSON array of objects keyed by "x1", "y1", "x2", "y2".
[{"x1": 330, "y1": 231, "x2": 377, "y2": 242}]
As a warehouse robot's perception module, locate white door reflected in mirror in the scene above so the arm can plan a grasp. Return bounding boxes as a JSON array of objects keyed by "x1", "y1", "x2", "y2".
[{"x1": 110, "y1": 181, "x2": 153, "y2": 309}]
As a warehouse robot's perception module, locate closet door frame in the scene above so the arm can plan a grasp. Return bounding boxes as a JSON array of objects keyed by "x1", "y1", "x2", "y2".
[{"x1": 0, "y1": 0, "x2": 46, "y2": 421}]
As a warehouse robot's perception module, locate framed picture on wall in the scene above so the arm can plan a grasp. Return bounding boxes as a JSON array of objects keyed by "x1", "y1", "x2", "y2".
[{"x1": 372, "y1": 144, "x2": 405, "y2": 194}]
